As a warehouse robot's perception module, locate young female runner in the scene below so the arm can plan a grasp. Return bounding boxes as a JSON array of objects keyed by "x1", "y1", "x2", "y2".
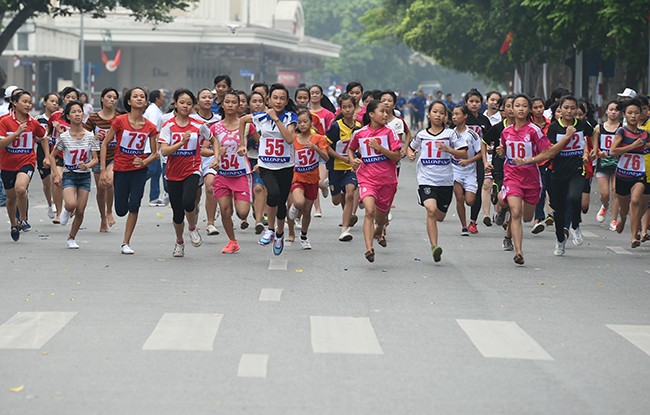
[
  {"x1": 239, "y1": 84, "x2": 297, "y2": 255},
  {"x1": 211, "y1": 74, "x2": 231, "y2": 113},
  {"x1": 100, "y1": 87, "x2": 159, "y2": 255},
  {"x1": 36, "y1": 92, "x2": 60, "y2": 221},
  {"x1": 530, "y1": 96, "x2": 553, "y2": 233},
  {"x1": 408, "y1": 100, "x2": 468, "y2": 262},
  {"x1": 0, "y1": 91, "x2": 47, "y2": 241},
  {"x1": 246, "y1": 91, "x2": 268, "y2": 234},
  {"x1": 50, "y1": 101, "x2": 100, "y2": 248},
  {"x1": 483, "y1": 91, "x2": 502, "y2": 126},
  {"x1": 347, "y1": 100, "x2": 402, "y2": 262},
  {"x1": 85, "y1": 87, "x2": 120, "y2": 232}
]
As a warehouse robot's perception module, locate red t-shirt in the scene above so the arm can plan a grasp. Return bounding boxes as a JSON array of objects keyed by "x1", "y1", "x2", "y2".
[
  {"x1": 0, "y1": 113, "x2": 46, "y2": 171},
  {"x1": 111, "y1": 114, "x2": 158, "y2": 172},
  {"x1": 158, "y1": 118, "x2": 211, "y2": 181},
  {"x1": 48, "y1": 111, "x2": 70, "y2": 151},
  {"x1": 312, "y1": 108, "x2": 335, "y2": 133}
]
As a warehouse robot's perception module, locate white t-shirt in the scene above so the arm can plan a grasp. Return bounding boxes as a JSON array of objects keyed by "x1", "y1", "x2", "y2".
[
  {"x1": 409, "y1": 128, "x2": 468, "y2": 186},
  {"x1": 55, "y1": 130, "x2": 100, "y2": 173},
  {"x1": 252, "y1": 110, "x2": 298, "y2": 170},
  {"x1": 452, "y1": 128, "x2": 481, "y2": 177}
]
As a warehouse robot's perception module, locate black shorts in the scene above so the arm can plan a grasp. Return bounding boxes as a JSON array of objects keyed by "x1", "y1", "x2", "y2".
[
  {"x1": 1, "y1": 165, "x2": 35, "y2": 190},
  {"x1": 36, "y1": 145, "x2": 51, "y2": 179},
  {"x1": 616, "y1": 177, "x2": 650, "y2": 196},
  {"x1": 329, "y1": 169, "x2": 357, "y2": 197},
  {"x1": 582, "y1": 177, "x2": 592, "y2": 194},
  {"x1": 417, "y1": 185, "x2": 453, "y2": 213}
]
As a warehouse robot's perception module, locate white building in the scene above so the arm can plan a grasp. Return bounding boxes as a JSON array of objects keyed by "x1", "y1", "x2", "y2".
[{"x1": 2, "y1": 0, "x2": 340, "y2": 101}]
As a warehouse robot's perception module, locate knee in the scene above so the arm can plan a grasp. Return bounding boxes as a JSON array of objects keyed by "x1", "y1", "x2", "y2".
[
  {"x1": 266, "y1": 191, "x2": 280, "y2": 207},
  {"x1": 15, "y1": 186, "x2": 27, "y2": 198}
]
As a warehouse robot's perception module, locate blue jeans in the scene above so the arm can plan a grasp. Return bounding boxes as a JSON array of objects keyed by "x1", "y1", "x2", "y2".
[{"x1": 145, "y1": 156, "x2": 162, "y2": 202}]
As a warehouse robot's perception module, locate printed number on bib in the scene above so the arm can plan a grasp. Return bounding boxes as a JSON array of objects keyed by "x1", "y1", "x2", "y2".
[
  {"x1": 120, "y1": 131, "x2": 148, "y2": 154},
  {"x1": 170, "y1": 132, "x2": 197, "y2": 157},
  {"x1": 335, "y1": 140, "x2": 350, "y2": 156},
  {"x1": 618, "y1": 153, "x2": 645, "y2": 177},
  {"x1": 560, "y1": 133, "x2": 584, "y2": 156},
  {"x1": 360, "y1": 136, "x2": 389, "y2": 163},
  {"x1": 506, "y1": 141, "x2": 533, "y2": 161},
  {"x1": 296, "y1": 148, "x2": 318, "y2": 172},
  {"x1": 264, "y1": 138, "x2": 285, "y2": 156},
  {"x1": 218, "y1": 151, "x2": 247, "y2": 176},
  {"x1": 64, "y1": 148, "x2": 89, "y2": 169},
  {"x1": 8, "y1": 132, "x2": 33, "y2": 153},
  {"x1": 600, "y1": 134, "x2": 613, "y2": 152},
  {"x1": 420, "y1": 140, "x2": 450, "y2": 165}
]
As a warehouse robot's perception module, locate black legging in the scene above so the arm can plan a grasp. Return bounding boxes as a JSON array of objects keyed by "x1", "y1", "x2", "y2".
[
  {"x1": 259, "y1": 166, "x2": 293, "y2": 220},
  {"x1": 470, "y1": 159, "x2": 485, "y2": 222},
  {"x1": 167, "y1": 174, "x2": 200, "y2": 224},
  {"x1": 551, "y1": 172, "x2": 583, "y2": 242},
  {"x1": 114, "y1": 168, "x2": 147, "y2": 216}
]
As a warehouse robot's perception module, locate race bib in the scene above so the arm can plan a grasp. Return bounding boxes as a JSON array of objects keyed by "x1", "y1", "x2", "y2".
[
  {"x1": 95, "y1": 127, "x2": 115, "y2": 148},
  {"x1": 7, "y1": 132, "x2": 33, "y2": 154},
  {"x1": 558, "y1": 132, "x2": 585, "y2": 157},
  {"x1": 359, "y1": 135, "x2": 389, "y2": 163},
  {"x1": 259, "y1": 136, "x2": 290, "y2": 163},
  {"x1": 218, "y1": 143, "x2": 248, "y2": 177},
  {"x1": 419, "y1": 139, "x2": 450, "y2": 166},
  {"x1": 120, "y1": 130, "x2": 148, "y2": 155},
  {"x1": 170, "y1": 132, "x2": 198, "y2": 157},
  {"x1": 64, "y1": 147, "x2": 90, "y2": 171},
  {"x1": 505, "y1": 141, "x2": 533, "y2": 164},
  {"x1": 617, "y1": 153, "x2": 645, "y2": 178},
  {"x1": 599, "y1": 134, "x2": 614, "y2": 153},
  {"x1": 295, "y1": 148, "x2": 319, "y2": 172},
  {"x1": 335, "y1": 139, "x2": 350, "y2": 156},
  {"x1": 467, "y1": 124, "x2": 483, "y2": 138}
]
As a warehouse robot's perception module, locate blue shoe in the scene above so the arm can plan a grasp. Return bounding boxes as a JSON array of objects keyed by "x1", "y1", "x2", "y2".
[
  {"x1": 273, "y1": 233, "x2": 284, "y2": 255},
  {"x1": 20, "y1": 220, "x2": 31, "y2": 232},
  {"x1": 258, "y1": 229, "x2": 274, "y2": 246},
  {"x1": 10, "y1": 226, "x2": 20, "y2": 241}
]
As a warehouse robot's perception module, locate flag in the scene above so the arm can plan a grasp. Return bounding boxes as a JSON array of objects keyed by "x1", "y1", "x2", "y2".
[{"x1": 500, "y1": 32, "x2": 513, "y2": 55}]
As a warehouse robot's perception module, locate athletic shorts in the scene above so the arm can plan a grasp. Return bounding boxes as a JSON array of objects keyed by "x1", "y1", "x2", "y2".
[
  {"x1": 249, "y1": 158, "x2": 265, "y2": 188},
  {"x1": 213, "y1": 174, "x2": 252, "y2": 203},
  {"x1": 616, "y1": 177, "x2": 650, "y2": 196},
  {"x1": 454, "y1": 173, "x2": 478, "y2": 194},
  {"x1": 62, "y1": 171, "x2": 91, "y2": 192},
  {"x1": 582, "y1": 177, "x2": 592, "y2": 194},
  {"x1": 202, "y1": 156, "x2": 217, "y2": 177},
  {"x1": 501, "y1": 180, "x2": 542, "y2": 206},
  {"x1": 92, "y1": 160, "x2": 112, "y2": 174},
  {"x1": 1, "y1": 165, "x2": 34, "y2": 190},
  {"x1": 417, "y1": 185, "x2": 453, "y2": 213},
  {"x1": 36, "y1": 145, "x2": 51, "y2": 179},
  {"x1": 359, "y1": 181, "x2": 397, "y2": 213},
  {"x1": 291, "y1": 181, "x2": 318, "y2": 201},
  {"x1": 329, "y1": 169, "x2": 357, "y2": 197}
]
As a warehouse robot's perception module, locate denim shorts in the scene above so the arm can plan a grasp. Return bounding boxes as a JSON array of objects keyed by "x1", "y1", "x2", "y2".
[{"x1": 62, "y1": 171, "x2": 92, "y2": 191}]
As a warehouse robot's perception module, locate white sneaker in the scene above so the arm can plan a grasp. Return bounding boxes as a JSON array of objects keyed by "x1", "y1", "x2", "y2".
[
  {"x1": 47, "y1": 204, "x2": 56, "y2": 219},
  {"x1": 596, "y1": 205, "x2": 607, "y2": 223},
  {"x1": 206, "y1": 224, "x2": 220, "y2": 235},
  {"x1": 60, "y1": 209, "x2": 71, "y2": 226},
  {"x1": 388, "y1": 211, "x2": 393, "y2": 221},
  {"x1": 161, "y1": 194, "x2": 170, "y2": 206},
  {"x1": 554, "y1": 239, "x2": 566, "y2": 256},
  {"x1": 121, "y1": 243, "x2": 135, "y2": 255},
  {"x1": 570, "y1": 227, "x2": 584, "y2": 246},
  {"x1": 294, "y1": 217, "x2": 301, "y2": 229},
  {"x1": 172, "y1": 243, "x2": 185, "y2": 257},
  {"x1": 320, "y1": 178, "x2": 329, "y2": 198},
  {"x1": 66, "y1": 239, "x2": 79, "y2": 249},
  {"x1": 288, "y1": 204, "x2": 299, "y2": 221},
  {"x1": 339, "y1": 228, "x2": 353, "y2": 242},
  {"x1": 300, "y1": 237, "x2": 312, "y2": 250},
  {"x1": 189, "y1": 228, "x2": 202, "y2": 247},
  {"x1": 149, "y1": 199, "x2": 163, "y2": 207}
]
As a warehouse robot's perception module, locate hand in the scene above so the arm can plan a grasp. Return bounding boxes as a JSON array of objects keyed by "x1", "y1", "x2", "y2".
[
  {"x1": 218, "y1": 146, "x2": 228, "y2": 156},
  {"x1": 237, "y1": 146, "x2": 247, "y2": 156},
  {"x1": 435, "y1": 141, "x2": 449, "y2": 152},
  {"x1": 77, "y1": 162, "x2": 88, "y2": 171},
  {"x1": 42, "y1": 158, "x2": 50, "y2": 169},
  {"x1": 52, "y1": 174, "x2": 61, "y2": 186},
  {"x1": 400, "y1": 147, "x2": 407, "y2": 158},
  {"x1": 458, "y1": 159, "x2": 470, "y2": 167},
  {"x1": 352, "y1": 157, "x2": 362, "y2": 171},
  {"x1": 52, "y1": 121, "x2": 64, "y2": 135},
  {"x1": 368, "y1": 138, "x2": 382, "y2": 151},
  {"x1": 565, "y1": 126, "x2": 576, "y2": 137},
  {"x1": 485, "y1": 163, "x2": 493, "y2": 172},
  {"x1": 513, "y1": 158, "x2": 527, "y2": 166},
  {"x1": 99, "y1": 171, "x2": 108, "y2": 187},
  {"x1": 582, "y1": 155, "x2": 590, "y2": 165},
  {"x1": 17, "y1": 123, "x2": 27, "y2": 134},
  {"x1": 632, "y1": 138, "x2": 645, "y2": 148},
  {"x1": 496, "y1": 145, "x2": 505, "y2": 157},
  {"x1": 133, "y1": 157, "x2": 145, "y2": 168},
  {"x1": 407, "y1": 151, "x2": 416, "y2": 161},
  {"x1": 182, "y1": 131, "x2": 191, "y2": 145},
  {"x1": 598, "y1": 150, "x2": 608, "y2": 158},
  {"x1": 265, "y1": 109, "x2": 278, "y2": 121},
  {"x1": 96, "y1": 130, "x2": 106, "y2": 142},
  {"x1": 210, "y1": 159, "x2": 220, "y2": 170}
]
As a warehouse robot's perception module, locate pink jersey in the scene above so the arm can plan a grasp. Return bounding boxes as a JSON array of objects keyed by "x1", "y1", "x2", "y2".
[
  {"x1": 501, "y1": 122, "x2": 551, "y2": 186},
  {"x1": 312, "y1": 107, "x2": 335, "y2": 132},
  {"x1": 348, "y1": 124, "x2": 401, "y2": 186}
]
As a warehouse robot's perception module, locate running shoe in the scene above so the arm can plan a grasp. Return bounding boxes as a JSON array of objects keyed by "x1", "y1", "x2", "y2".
[
  {"x1": 288, "y1": 204, "x2": 299, "y2": 221},
  {"x1": 570, "y1": 227, "x2": 584, "y2": 246},
  {"x1": 273, "y1": 233, "x2": 284, "y2": 255},
  {"x1": 545, "y1": 213, "x2": 554, "y2": 226},
  {"x1": 563, "y1": 227, "x2": 569, "y2": 240},
  {"x1": 495, "y1": 207, "x2": 508, "y2": 226},
  {"x1": 47, "y1": 204, "x2": 56, "y2": 219},
  {"x1": 502, "y1": 237, "x2": 514, "y2": 251},
  {"x1": 189, "y1": 228, "x2": 202, "y2": 247},
  {"x1": 66, "y1": 239, "x2": 80, "y2": 249},
  {"x1": 609, "y1": 220, "x2": 617, "y2": 231},
  {"x1": 513, "y1": 254, "x2": 524, "y2": 265},
  {"x1": 294, "y1": 217, "x2": 301, "y2": 229},
  {"x1": 596, "y1": 205, "x2": 607, "y2": 223},
  {"x1": 255, "y1": 223, "x2": 264, "y2": 234},
  {"x1": 554, "y1": 239, "x2": 566, "y2": 256},
  {"x1": 240, "y1": 220, "x2": 249, "y2": 230},
  {"x1": 313, "y1": 211, "x2": 322, "y2": 218},
  {"x1": 320, "y1": 178, "x2": 329, "y2": 198},
  {"x1": 10, "y1": 226, "x2": 20, "y2": 241},
  {"x1": 149, "y1": 198, "x2": 164, "y2": 207},
  {"x1": 161, "y1": 194, "x2": 170, "y2": 206},
  {"x1": 300, "y1": 237, "x2": 312, "y2": 250},
  {"x1": 339, "y1": 228, "x2": 353, "y2": 242},
  {"x1": 222, "y1": 240, "x2": 240, "y2": 254},
  {"x1": 60, "y1": 209, "x2": 71, "y2": 226},
  {"x1": 490, "y1": 182, "x2": 499, "y2": 205},
  {"x1": 262, "y1": 213, "x2": 269, "y2": 225},
  {"x1": 483, "y1": 216, "x2": 492, "y2": 226},
  {"x1": 259, "y1": 229, "x2": 274, "y2": 245},
  {"x1": 531, "y1": 222, "x2": 545, "y2": 234},
  {"x1": 350, "y1": 214, "x2": 358, "y2": 227},
  {"x1": 468, "y1": 221, "x2": 478, "y2": 234},
  {"x1": 20, "y1": 220, "x2": 31, "y2": 232},
  {"x1": 172, "y1": 243, "x2": 185, "y2": 257},
  {"x1": 461, "y1": 227, "x2": 469, "y2": 236},
  {"x1": 121, "y1": 244, "x2": 135, "y2": 255},
  {"x1": 431, "y1": 245, "x2": 443, "y2": 263},
  {"x1": 206, "y1": 224, "x2": 220, "y2": 235}
]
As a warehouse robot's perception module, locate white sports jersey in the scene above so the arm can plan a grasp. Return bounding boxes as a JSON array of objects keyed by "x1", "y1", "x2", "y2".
[
  {"x1": 452, "y1": 127, "x2": 481, "y2": 177},
  {"x1": 410, "y1": 128, "x2": 468, "y2": 186},
  {"x1": 252, "y1": 110, "x2": 297, "y2": 170}
]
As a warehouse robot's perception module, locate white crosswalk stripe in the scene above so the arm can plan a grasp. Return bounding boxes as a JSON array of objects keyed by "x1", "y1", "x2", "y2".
[
  {"x1": 606, "y1": 324, "x2": 650, "y2": 357},
  {"x1": 142, "y1": 313, "x2": 223, "y2": 351},
  {"x1": 310, "y1": 316, "x2": 383, "y2": 355},
  {"x1": 237, "y1": 354, "x2": 269, "y2": 378},
  {"x1": 0, "y1": 312, "x2": 77, "y2": 349}
]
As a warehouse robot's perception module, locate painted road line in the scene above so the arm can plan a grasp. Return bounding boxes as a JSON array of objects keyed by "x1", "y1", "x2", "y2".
[
  {"x1": 607, "y1": 324, "x2": 650, "y2": 357},
  {"x1": 581, "y1": 230, "x2": 598, "y2": 238},
  {"x1": 606, "y1": 246, "x2": 632, "y2": 255},
  {"x1": 310, "y1": 316, "x2": 384, "y2": 355},
  {"x1": 142, "y1": 313, "x2": 223, "y2": 351},
  {"x1": 0, "y1": 312, "x2": 77, "y2": 349},
  {"x1": 268, "y1": 259, "x2": 288, "y2": 271},
  {"x1": 237, "y1": 354, "x2": 269, "y2": 378},
  {"x1": 259, "y1": 289, "x2": 283, "y2": 302},
  {"x1": 457, "y1": 319, "x2": 553, "y2": 361}
]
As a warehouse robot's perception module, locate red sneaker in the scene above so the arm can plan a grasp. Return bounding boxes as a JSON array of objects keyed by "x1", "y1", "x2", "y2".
[
  {"x1": 468, "y1": 221, "x2": 479, "y2": 234},
  {"x1": 221, "y1": 240, "x2": 240, "y2": 254}
]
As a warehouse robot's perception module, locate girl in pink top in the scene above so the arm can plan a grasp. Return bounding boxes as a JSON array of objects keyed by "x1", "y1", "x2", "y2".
[{"x1": 347, "y1": 100, "x2": 402, "y2": 262}]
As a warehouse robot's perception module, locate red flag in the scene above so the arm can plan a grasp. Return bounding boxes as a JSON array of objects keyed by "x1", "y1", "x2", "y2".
[{"x1": 500, "y1": 31, "x2": 513, "y2": 55}]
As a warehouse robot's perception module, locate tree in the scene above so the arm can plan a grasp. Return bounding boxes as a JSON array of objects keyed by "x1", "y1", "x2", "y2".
[{"x1": 0, "y1": 0, "x2": 197, "y2": 84}]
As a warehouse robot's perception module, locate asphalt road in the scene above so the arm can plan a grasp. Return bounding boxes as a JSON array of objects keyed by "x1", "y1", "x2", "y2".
[{"x1": 1, "y1": 162, "x2": 649, "y2": 415}]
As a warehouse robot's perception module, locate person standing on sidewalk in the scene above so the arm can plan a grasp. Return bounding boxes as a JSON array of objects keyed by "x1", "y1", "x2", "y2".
[{"x1": 144, "y1": 89, "x2": 166, "y2": 207}]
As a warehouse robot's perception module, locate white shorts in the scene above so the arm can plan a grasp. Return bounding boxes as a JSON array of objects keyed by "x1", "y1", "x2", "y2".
[
  {"x1": 201, "y1": 156, "x2": 216, "y2": 177},
  {"x1": 454, "y1": 173, "x2": 478, "y2": 194}
]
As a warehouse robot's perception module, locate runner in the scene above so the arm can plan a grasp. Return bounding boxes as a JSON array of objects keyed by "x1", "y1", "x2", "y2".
[
  {"x1": 326, "y1": 93, "x2": 361, "y2": 241},
  {"x1": 50, "y1": 101, "x2": 100, "y2": 248},
  {"x1": 84, "y1": 87, "x2": 120, "y2": 232},
  {"x1": 609, "y1": 98, "x2": 650, "y2": 248},
  {"x1": 530, "y1": 96, "x2": 553, "y2": 233},
  {"x1": 211, "y1": 91, "x2": 255, "y2": 254},
  {"x1": 210, "y1": 74, "x2": 232, "y2": 114},
  {"x1": 288, "y1": 108, "x2": 329, "y2": 250},
  {"x1": 407, "y1": 100, "x2": 468, "y2": 262},
  {"x1": 483, "y1": 91, "x2": 503, "y2": 126},
  {"x1": 590, "y1": 100, "x2": 621, "y2": 230},
  {"x1": 36, "y1": 92, "x2": 60, "y2": 222},
  {"x1": 246, "y1": 91, "x2": 268, "y2": 234},
  {"x1": 159, "y1": 88, "x2": 213, "y2": 257},
  {"x1": 0, "y1": 90, "x2": 47, "y2": 241},
  {"x1": 347, "y1": 100, "x2": 402, "y2": 262},
  {"x1": 239, "y1": 83, "x2": 297, "y2": 255},
  {"x1": 100, "y1": 87, "x2": 159, "y2": 255},
  {"x1": 310, "y1": 84, "x2": 337, "y2": 217},
  {"x1": 345, "y1": 81, "x2": 366, "y2": 123}
]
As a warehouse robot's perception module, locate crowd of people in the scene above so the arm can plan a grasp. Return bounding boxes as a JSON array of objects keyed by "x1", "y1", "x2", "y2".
[{"x1": 0, "y1": 78, "x2": 648, "y2": 265}]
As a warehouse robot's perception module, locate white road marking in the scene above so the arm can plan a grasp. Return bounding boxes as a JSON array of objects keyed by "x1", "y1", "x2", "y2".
[
  {"x1": 259, "y1": 289, "x2": 283, "y2": 302},
  {"x1": 237, "y1": 354, "x2": 269, "y2": 378},
  {"x1": 142, "y1": 313, "x2": 223, "y2": 351},
  {"x1": 456, "y1": 319, "x2": 553, "y2": 361},
  {"x1": 0, "y1": 312, "x2": 77, "y2": 349},
  {"x1": 268, "y1": 259, "x2": 288, "y2": 271},
  {"x1": 607, "y1": 325, "x2": 650, "y2": 357},
  {"x1": 310, "y1": 316, "x2": 383, "y2": 355},
  {"x1": 581, "y1": 230, "x2": 598, "y2": 238},
  {"x1": 607, "y1": 246, "x2": 633, "y2": 255}
]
